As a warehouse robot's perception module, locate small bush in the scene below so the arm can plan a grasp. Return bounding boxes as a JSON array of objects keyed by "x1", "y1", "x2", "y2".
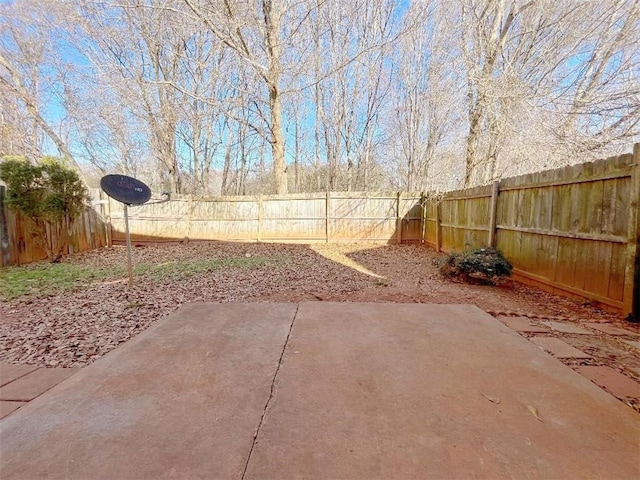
[
  {"x1": 0, "y1": 156, "x2": 88, "y2": 262},
  {"x1": 440, "y1": 247, "x2": 512, "y2": 284}
]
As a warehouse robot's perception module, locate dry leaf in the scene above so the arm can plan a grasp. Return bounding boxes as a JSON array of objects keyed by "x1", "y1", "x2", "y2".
[
  {"x1": 527, "y1": 405, "x2": 543, "y2": 422},
  {"x1": 482, "y1": 394, "x2": 501, "y2": 404}
]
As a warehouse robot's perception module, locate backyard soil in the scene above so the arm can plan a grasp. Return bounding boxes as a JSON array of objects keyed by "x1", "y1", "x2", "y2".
[{"x1": 1, "y1": 242, "x2": 638, "y2": 410}]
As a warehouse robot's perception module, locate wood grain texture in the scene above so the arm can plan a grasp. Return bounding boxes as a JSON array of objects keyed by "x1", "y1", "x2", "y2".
[
  {"x1": 422, "y1": 150, "x2": 637, "y2": 312},
  {"x1": 2, "y1": 188, "x2": 107, "y2": 266},
  {"x1": 108, "y1": 192, "x2": 423, "y2": 244}
]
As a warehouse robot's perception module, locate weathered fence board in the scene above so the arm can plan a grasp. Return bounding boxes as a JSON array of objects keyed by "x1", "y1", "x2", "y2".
[
  {"x1": 436, "y1": 185, "x2": 492, "y2": 252},
  {"x1": 424, "y1": 146, "x2": 639, "y2": 318},
  {"x1": 107, "y1": 191, "x2": 424, "y2": 245},
  {"x1": 0, "y1": 186, "x2": 108, "y2": 267},
  {"x1": 0, "y1": 186, "x2": 10, "y2": 266}
]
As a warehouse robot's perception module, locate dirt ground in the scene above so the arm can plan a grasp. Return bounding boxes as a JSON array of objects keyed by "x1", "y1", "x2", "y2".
[{"x1": 1, "y1": 242, "x2": 638, "y2": 408}]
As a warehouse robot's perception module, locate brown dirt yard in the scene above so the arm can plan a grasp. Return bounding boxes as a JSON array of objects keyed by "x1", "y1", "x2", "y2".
[{"x1": 1, "y1": 242, "x2": 639, "y2": 410}]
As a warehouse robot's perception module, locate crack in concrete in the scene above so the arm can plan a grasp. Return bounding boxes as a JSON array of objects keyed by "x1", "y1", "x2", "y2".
[{"x1": 241, "y1": 303, "x2": 299, "y2": 480}]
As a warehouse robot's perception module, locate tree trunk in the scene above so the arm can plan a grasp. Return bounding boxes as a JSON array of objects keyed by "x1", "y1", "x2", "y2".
[
  {"x1": 263, "y1": 0, "x2": 287, "y2": 195},
  {"x1": 464, "y1": 103, "x2": 483, "y2": 188},
  {"x1": 221, "y1": 126, "x2": 235, "y2": 195},
  {"x1": 294, "y1": 112, "x2": 299, "y2": 193},
  {"x1": 221, "y1": 141, "x2": 232, "y2": 195},
  {"x1": 269, "y1": 83, "x2": 287, "y2": 194}
]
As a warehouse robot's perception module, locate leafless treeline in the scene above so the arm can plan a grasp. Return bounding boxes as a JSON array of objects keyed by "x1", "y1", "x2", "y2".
[{"x1": 1, "y1": 0, "x2": 638, "y2": 194}]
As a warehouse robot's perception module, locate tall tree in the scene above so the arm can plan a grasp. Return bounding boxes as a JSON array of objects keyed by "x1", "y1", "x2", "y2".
[
  {"x1": 0, "y1": 2, "x2": 83, "y2": 173},
  {"x1": 308, "y1": 0, "x2": 400, "y2": 191},
  {"x1": 458, "y1": 0, "x2": 640, "y2": 187},
  {"x1": 390, "y1": 1, "x2": 461, "y2": 191},
  {"x1": 179, "y1": 0, "x2": 296, "y2": 193}
]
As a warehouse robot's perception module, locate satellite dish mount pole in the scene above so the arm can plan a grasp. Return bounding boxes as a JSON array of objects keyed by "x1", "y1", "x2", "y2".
[{"x1": 123, "y1": 203, "x2": 134, "y2": 287}]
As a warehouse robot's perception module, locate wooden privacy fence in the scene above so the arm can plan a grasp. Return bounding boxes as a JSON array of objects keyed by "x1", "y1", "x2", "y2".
[
  {"x1": 4, "y1": 145, "x2": 637, "y2": 319},
  {"x1": 424, "y1": 144, "x2": 640, "y2": 318},
  {"x1": 103, "y1": 191, "x2": 424, "y2": 244},
  {"x1": 0, "y1": 186, "x2": 108, "y2": 267}
]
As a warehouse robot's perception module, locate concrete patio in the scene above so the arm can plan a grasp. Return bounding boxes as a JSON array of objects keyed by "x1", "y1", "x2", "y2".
[{"x1": 0, "y1": 302, "x2": 638, "y2": 479}]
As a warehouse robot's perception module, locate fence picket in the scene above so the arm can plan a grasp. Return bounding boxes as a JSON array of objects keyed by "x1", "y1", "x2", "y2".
[{"x1": 422, "y1": 147, "x2": 638, "y2": 316}]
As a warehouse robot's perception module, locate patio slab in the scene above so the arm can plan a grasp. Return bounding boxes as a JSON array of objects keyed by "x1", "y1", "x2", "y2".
[
  {"x1": 574, "y1": 366, "x2": 640, "y2": 399},
  {"x1": 0, "y1": 364, "x2": 39, "y2": 388},
  {"x1": 244, "y1": 303, "x2": 637, "y2": 480},
  {"x1": 585, "y1": 323, "x2": 640, "y2": 336},
  {"x1": 541, "y1": 321, "x2": 592, "y2": 334},
  {"x1": 1, "y1": 302, "x2": 638, "y2": 480},
  {"x1": 496, "y1": 315, "x2": 550, "y2": 333},
  {"x1": 529, "y1": 336, "x2": 592, "y2": 358},
  {"x1": 0, "y1": 367, "x2": 80, "y2": 401},
  {"x1": 0, "y1": 302, "x2": 297, "y2": 479},
  {"x1": 0, "y1": 401, "x2": 26, "y2": 419}
]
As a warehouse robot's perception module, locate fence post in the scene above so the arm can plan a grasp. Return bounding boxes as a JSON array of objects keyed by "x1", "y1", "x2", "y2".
[
  {"x1": 420, "y1": 192, "x2": 426, "y2": 244},
  {"x1": 257, "y1": 195, "x2": 263, "y2": 242},
  {"x1": 104, "y1": 191, "x2": 112, "y2": 248},
  {"x1": 186, "y1": 194, "x2": 193, "y2": 242},
  {"x1": 435, "y1": 200, "x2": 441, "y2": 253},
  {"x1": 396, "y1": 191, "x2": 402, "y2": 244},
  {"x1": 326, "y1": 191, "x2": 331, "y2": 243},
  {"x1": 85, "y1": 206, "x2": 93, "y2": 250},
  {"x1": 623, "y1": 143, "x2": 640, "y2": 321},
  {"x1": 488, "y1": 180, "x2": 500, "y2": 248},
  {"x1": 0, "y1": 186, "x2": 11, "y2": 266}
]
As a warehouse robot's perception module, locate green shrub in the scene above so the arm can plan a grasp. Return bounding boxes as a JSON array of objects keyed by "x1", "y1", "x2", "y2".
[
  {"x1": 0, "y1": 156, "x2": 88, "y2": 262},
  {"x1": 440, "y1": 247, "x2": 512, "y2": 284}
]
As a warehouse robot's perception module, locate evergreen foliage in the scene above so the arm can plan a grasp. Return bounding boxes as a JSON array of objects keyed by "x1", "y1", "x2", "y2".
[{"x1": 0, "y1": 157, "x2": 88, "y2": 262}]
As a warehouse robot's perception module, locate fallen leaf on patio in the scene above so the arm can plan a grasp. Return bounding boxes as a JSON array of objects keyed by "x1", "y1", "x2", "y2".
[
  {"x1": 527, "y1": 405, "x2": 543, "y2": 422},
  {"x1": 481, "y1": 394, "x2": 501, "y2": 404}
]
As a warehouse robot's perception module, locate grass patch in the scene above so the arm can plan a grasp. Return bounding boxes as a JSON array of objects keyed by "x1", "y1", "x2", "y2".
[
  {"x1": 133, "y1": 255, "x2": 285, "y2": 280},
  {"x1": 0, "y1": 263, "x2": 121, "y2": 300},
  {"x1": 0, "y1": 254, "x2": 286, "y2": 300}
]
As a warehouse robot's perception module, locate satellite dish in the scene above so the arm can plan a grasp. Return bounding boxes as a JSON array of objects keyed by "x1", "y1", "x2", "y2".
[
  {"x1": 100, "y1": 174, "x2": 151, "y2": 206},
  {"x1": 100, "y1": 174, "x2": 154, "y2": 288}
]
